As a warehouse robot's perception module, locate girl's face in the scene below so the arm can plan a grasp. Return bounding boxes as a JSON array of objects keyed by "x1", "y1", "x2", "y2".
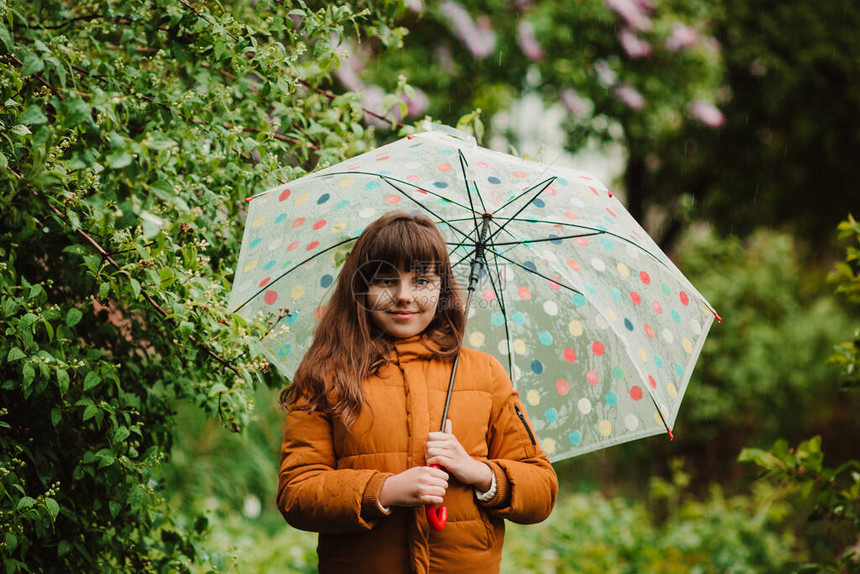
[{"x1": 366, "y1": 264, "x2": 441, "y2": 339}]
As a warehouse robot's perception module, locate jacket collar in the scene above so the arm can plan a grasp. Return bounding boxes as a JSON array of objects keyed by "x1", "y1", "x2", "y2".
[{"x1": 392, "y1": 335, "x2": 442, "y2": 364}]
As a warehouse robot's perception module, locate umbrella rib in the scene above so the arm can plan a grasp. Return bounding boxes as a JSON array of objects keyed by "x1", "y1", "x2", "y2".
[
  {"x1": 379, "y1": 178, "x2": 475, "y2": 245},
  {"x1": 487, "y1": 177, "x2": 557, "y2": 244},
  {"x1": 318, "y1": 170, "x2": 474, "y2": 213},
  {"x1": 491, "y1": 231, "x2": 604, "y2": 247},
  {"x1": 485, "y1": 248, "x2": 583, "y2": 296},
  {"x1": 458, "y1": 149, "x2": 488, "y2": 215},
  {"x1": 484, "y1": 250, "x2": 515, "y2": 378},
  {"x1": 230, "y1": 236, "x2": 357, "y2": 315}
]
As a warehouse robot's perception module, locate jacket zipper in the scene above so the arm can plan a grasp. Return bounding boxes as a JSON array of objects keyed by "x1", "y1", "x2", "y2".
[{"x1": 514, "y1": 404, "x2": 537, "y2": 445}]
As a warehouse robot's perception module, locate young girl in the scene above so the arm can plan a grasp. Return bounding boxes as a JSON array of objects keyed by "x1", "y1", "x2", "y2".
[{"x1": 277, "y1": 211, "x2": 557, "y2": 573}]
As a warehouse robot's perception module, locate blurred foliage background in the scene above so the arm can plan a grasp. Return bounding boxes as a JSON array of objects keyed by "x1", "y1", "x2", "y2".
[{"x1": 1, "y1": 0, "x2": 858, "y2": 572}]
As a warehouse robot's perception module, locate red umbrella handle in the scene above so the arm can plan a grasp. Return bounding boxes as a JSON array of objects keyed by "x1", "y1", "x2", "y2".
[{"x1": 425, "y1": 464, "x2": 447, "y2": 531}]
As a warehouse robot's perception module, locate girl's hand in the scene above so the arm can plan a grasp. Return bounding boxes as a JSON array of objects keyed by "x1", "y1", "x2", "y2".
[
  {"x1": 378, "y1": 466, "x2": 449, "y2": 507},
  {"x1": 425, "y1": 419, "x2": 493, "y2": 492}
]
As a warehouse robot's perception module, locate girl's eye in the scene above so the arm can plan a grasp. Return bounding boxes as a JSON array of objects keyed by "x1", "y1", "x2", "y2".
[{"x1": 374, "y1": 277, "x2": 398, "y2": 286}]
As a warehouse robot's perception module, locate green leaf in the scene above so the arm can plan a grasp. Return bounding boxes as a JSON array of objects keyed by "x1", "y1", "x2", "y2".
[
  {"x1": 106, "y1": 150, "x2": 133, "y2": 169},
  {"x1": 19, "y1": 105, "x2": 48, "y2": 125},
  {"x1": 114, "y1": 426, "x2": 130, "y2": 443},
  {"x1": 83, "y1": 404, "x2": 98, "y2": 421},
  {"x1": 45, "y1": 497, "x2": 60, "y2": 521},
  {"x1": 51, "y1": 407, "x2": 62, "y2": 426},
  {"x1": 23, "y1": 363, "x2": 35, "y2": 387},
  {"x1": 109, "y1": 501, "x2": 121, "y2": 518},
  {"x1": 56, "y1": 369, "x2": 69, "y2": 393},
  {"x1": 22, "y1": 51, "x2": 44, "y2": 75},
  {"x1": 0, "y1": 22, "x2": 13, "y2": 53},
  {"x1": 7, "y1": 347, "x2": 26, "y2": 362},
  {"x1": 5, "y1": 532, "x2": 16, "y2": 553},
  {"x1": 66, "y1": 307, "x2": 83, "y2": 327},
  {"x1": 83, "y1": 371, "x2": 101, "y2": 391},
  {"x1": 17, "y1": 496, "x2": 36, "y2": 511}
]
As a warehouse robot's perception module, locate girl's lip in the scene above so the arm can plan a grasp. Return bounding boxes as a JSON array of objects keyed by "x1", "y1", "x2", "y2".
[{"x1": 388, "y1": 310, "x2": 416, "y2": 319}]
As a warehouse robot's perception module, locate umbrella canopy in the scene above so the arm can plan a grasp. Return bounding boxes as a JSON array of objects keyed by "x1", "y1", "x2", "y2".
[{"x1": 228, "y1": 125, "x2": 718, "y2": 462}]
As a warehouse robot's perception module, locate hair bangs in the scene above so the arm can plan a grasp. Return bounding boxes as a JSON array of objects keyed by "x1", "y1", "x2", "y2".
[{"x1": 362, "y1": 216, "x2": 448, "y2": 276}]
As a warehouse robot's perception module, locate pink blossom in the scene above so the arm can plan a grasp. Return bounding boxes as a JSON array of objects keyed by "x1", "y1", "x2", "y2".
[
  {"x1": 665, "y1": 23, "x2": 699, "y2": 52},
  {"x1": 403, "y1": 87, "x2": 430, "y2": 117},
  {"x1": 619, "y1": 28, "x2": 651, "y2": 58},
  {"x1": 604, "y1": 0, "x2": 651, "y2": 31},
  {"x1": 517, "y1": 21, "x2": 544, "y2": 61},
  {"x1": 440, "y1": 1, "x2": 496, "y2": 59},
  {"x1": 688, "y1": 100, "x2": 725, "y2": 127},
  {"x1": 561, "y1": 88, "x2": 591, "y2": 118},
  {"x1": 613, "y1": 84, "x2": 646, "y2": 110},
  {"x1": 594, "y1": 60, "x2": 618, "y2": 87},
  {"x1": 406, "y1": 0, "x2": 424, "y2": 13}
]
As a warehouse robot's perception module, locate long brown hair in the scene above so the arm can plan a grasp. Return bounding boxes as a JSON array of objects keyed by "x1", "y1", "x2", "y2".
[{"x1": 280, "y1": 211, "x2": 465, "y2": 424}]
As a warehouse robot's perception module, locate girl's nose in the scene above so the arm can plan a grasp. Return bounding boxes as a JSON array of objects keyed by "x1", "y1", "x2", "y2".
[{"x1": 396, "y1": 282, "x2": 415, "y2": 303}]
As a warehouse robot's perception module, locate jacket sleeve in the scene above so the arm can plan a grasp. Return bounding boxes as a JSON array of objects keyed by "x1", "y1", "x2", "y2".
[
  {"x1": 480, "y1": 355, "x2": 558, "y2": 524},
  {"x1": 277, "y1": 407, "x2": 393, "y2": 533}
]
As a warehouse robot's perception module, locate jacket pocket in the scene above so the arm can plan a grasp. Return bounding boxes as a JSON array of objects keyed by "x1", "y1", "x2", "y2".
[{"x1": 514, "y1": 404, "x2": 537, "y2": 445}]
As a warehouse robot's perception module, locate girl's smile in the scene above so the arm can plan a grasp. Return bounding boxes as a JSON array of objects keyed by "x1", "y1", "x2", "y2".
[{"x1": 366, "y1": 266, "x2": 441, "y2": 339}]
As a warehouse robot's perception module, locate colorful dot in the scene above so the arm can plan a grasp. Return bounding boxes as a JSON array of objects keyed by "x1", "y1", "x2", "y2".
[
  {"x1": 487, "y1": 176, "x2": 501, "y2": 184},
  {"x1": 437, "y1": 163, "x2": 452, "y2": 172},
  {"x1": 652, "y1": 300, "x2": 663, "y2": 314},
  {"x1": 625, "y1": 414, "x2": 639, "y2": 431},
  {"x1": 295, "y1": 193, "x2": 308, "y2": 205},
  {"x1": 258, "y1": 277, "x2": 271, "y2": 288},
  {"x1": 667, "y1": 383, "x2": 678, "y2": 398},
  {"x1": 624, "y1": 318, "x2": 634, "y2": 331},
  {"x1": 591, "y1": 341, "x2": 605, "y2": 356},
  {"x1": 541, "y1": 438, "x2": 556, "y2": 454},
  {"x1": 586, "y1": 370, "x2": 599, "y2": 385},
  {"x1": 682, "y1": 338, "x2": 693, "y2": 354},
  {"x1": 278, "y1": 343, "x2": 291, "y2": 358},
  {"x1": 306, "y1": 241, "x2": 319, "y2": 250},
  {"x1": 648, "y1": 375, "x2": 657, "y2": 389},
  {"x1": 469, "y1": 331, "x2": 485, "y2": 347},
  {"x1": 317, "y1": 193, "x2": 330, "y2": 205},
  {"x1": 264, "y1": 290, "x2": 278, "y2": 305},
  {"x1": 568, "y1": 259, "x2": 582, "y2": 272},
  {"x1": 599, "y1": 420, "x2": 613, "y2": 436},
  {"x1": 640, "y1": 271, "x2": 651, "y2": 284},
  {"x1": 539, "y1": 331, "x2": 553, "y2": 345},
  {"x1": 275, "y1": 213, "x2": 288, "y2": 224},
  {"x1": 249, "y1": 237, "x2": 262, "y2": 249},
  {"x1": 291, "y1": 285, "x2": 305, "y2": 299},
  {"x1": 680, "y1": 291, "x2": 690, "y2": 306},
  {"x1": 544, "y1": 407, "x2": 558, "y2": 423},
  {"x1": 563, "y1": 348, "x2": 577, "y2": 362},
  {"x1": 577, "y1": 398, "x2": 592, "y2": 414},
  {"x1": 568, "y1": 430, "x2": 582, "y2": 446},
  {"x1": 527, "y1": 389, "x2": 540, "y2": 406},
  {"x1": 617, "y1": 263, "x2": 631, "y2": 278},
  {"x1": 605, "y1": 392, "x2": 618, "y2": 407},
  {"x1": 385, "y1": 194, "x2": 401, "y2": 204},
  {"x1": 518, "y1": 286, "x2": 532, "y2": 300},
  {"x1": 511, "y1": 311, "x2": 525, "y2": 325},
  {"x1": 291, "y1": 217, "x2": 305, "y2": 228},
  {"x1": 320, "y1": 274, "x2": 333, "y2": 288},
  {"x1": 278, "y1": 188, "x2": 291, "y2": 201},
  {"x1": 569, "y1": 320, "x2": 584, "y2": 336},
  {"x1": 287, "y1": 241, "x2": 299, "y2": 251},
  {"x1": 531, "y1": 360, "x2": 544, "y2": 375},
  {"x1": 612, "y1": 366, "x2": 625, "y2": 380},
  {"x1": 631, "y1": 291, "x2": 641, "y2": 305},
  {"x1": 556, "y1": 379, "x2": 569, "y2": 395},
  {"x1": 313, "y1": 219, "x2": 326, "y2": 230},
  {"x1": 572, "y1": 293, "x2": 587, "y2": 307},
  {"x1": 630, "y1": 386, "x2": 643, "y2": 401}
]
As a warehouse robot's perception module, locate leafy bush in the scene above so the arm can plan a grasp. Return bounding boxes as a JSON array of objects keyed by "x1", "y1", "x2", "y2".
[{"x1": 0, "y1": 0, "x2": 402, "y2": 570}]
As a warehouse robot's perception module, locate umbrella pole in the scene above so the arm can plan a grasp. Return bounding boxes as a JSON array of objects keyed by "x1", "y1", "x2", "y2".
[
  {"x1": 438, "y1": 214, "x2": 492, "y2": 431},
  {"x1": 427, "y1": 215, "x2": 492, "y2": 532}
]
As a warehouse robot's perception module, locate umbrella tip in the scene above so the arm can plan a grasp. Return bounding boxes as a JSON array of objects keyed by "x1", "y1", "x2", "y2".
[
  {"x1": 715, "y1": 312, "x2": 723, "y2": 323},
  {"x1": 407, "y1": 135, "x2": 414, "y2": 139},
  {"x1": 244, "y1": 196, "x2": 254, "y2": 203},
  {"x1": 667, "y1": 428, "x2": 675, "y2": 441},
  {"x1": 608, "y1": 191, "x2": 613, "y2": 198}
]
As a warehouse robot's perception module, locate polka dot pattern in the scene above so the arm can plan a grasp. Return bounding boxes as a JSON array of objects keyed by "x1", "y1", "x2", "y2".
[{"x1": 228, "y1": 130, "x2": 717, "y2": 463}]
